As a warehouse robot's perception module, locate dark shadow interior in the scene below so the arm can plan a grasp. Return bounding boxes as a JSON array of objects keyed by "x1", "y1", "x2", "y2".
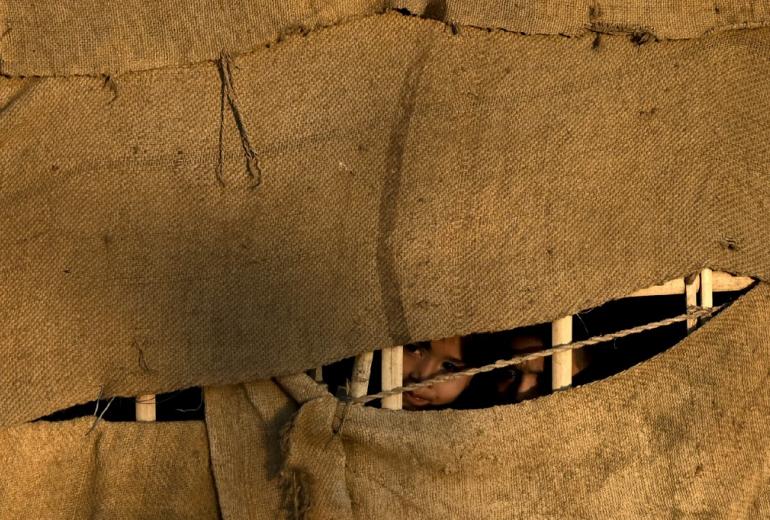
[{"x1": 36, "y1": 386, "x2": 204, "y2": 423}]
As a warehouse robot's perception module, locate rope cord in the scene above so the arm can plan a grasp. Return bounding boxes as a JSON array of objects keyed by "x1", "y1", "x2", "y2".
[
  {"x1": 217, "y1": 52, "x2": 262, "y2": 188},
  {"x1": 352, "y1": 304, "x2": 722, "y2": 405}
]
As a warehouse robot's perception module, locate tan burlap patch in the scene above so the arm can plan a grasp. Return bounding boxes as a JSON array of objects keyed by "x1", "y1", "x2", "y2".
[
  {"x1": 204, "y1": 375, "x2": 328, "y2": 519},
  {"x1": 0, "y1": 417, "x2": 219, "y2": 518},
  {"x1": 3, "y1": 1, "x2": 770, "y2": 75}
]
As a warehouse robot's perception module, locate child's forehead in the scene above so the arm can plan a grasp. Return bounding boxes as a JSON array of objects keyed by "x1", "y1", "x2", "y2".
[{"x1": 429, "y1": 336, "x2": 463, "y2": 358}]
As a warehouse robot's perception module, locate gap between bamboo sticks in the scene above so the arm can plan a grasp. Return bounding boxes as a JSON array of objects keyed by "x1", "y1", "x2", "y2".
[{"x1": 354, "y1": 305, "x2": 721, "y2": 405}]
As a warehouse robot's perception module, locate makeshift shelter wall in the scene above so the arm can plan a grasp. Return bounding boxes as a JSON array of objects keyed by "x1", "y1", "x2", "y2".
[
  {"x1": 2, "y1": 12, "x2": 770, "y2": 426},
  {"x1": 203, "y1": 283, "x2": 770, "y2": 519},
  {"x1": 204, "y1": 374, "x2": 328, "y2": 519},
  {"x1": 3, "y1": 0, "x2": 770, "y2": 75},
  {"x1": 0, "y1": 418, "x2": 219, "y2": 518}
]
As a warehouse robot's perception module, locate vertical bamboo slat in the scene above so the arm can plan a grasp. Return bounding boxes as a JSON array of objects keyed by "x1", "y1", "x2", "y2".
[
  {"x1": 313, "y1": 367, "x2": 324, "y2": 383},
  {"x1": 701, "y1": 268, "x2": 714, "y2": 309},
  {"x1": 350, "y1": 351, "x2": 374, "y2": 399},
  {"x1": 551, "y1": 316, "x2": 573, "y2": 391},
  {"x1": 381, "y1": 346, "x2": 403, "y2": 410},
  {"x1": 685, "y1": 273, "x2": 700, "y2": 332},
  {"x1": 136, "y1": 394, "x2": 156, "y2": 422}
]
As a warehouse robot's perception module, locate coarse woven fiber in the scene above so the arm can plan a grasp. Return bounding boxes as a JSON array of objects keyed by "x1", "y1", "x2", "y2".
[
  {"x1": 2, "y1": 13, "x2": 770, "y2": 426},
  {"x1": 0, "y1": 417, "x2": 219, "y2": 519},
  {"x1": 397, "y1": 0, "x2": 770, "y2": 39},
  {"x1": 0, "y1": 0, "x2": 389, "y2": 76},
  {"x1": 279, "y1": 283, "x2": 770, "y2": 519},
  {"x1": 203, "y1": 374, "x2": 328, "y2": 520},
  {"x1": 3, "y1": 1, "x2": 770, "y2": 76}
]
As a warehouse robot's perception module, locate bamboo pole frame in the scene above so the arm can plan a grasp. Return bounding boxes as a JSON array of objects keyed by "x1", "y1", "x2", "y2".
[
  {"x1": 349, "y1": 271, "x2": 749, "y2": 409},
  {"x1": 551, "y1": 316, "x2": 573, "y2": 391},
  {"x1": 629, "y1": 272, "x2": 751, "y2": 297},
  {"x1": 135, "y1": 394, "x2": 156, "y2": 422},
  {"x1": 381, "y1": 346, "x2": 403, "y2": 410}
]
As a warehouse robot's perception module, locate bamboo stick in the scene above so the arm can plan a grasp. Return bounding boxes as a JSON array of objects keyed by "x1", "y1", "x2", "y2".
[
  {"x1": 628, "y1": 272, "x2": 751, "y2": 297},
  {"x1": 551, "y1": 316, "x2": 573, "y2": 391},
  {"x1": 135, "y1": 394, "x2": 156, "y2": 422},
  {"x1": 629, "y1": 278, "x2": 685, "y2": 297},
  {"x1": 350, "y1": 351, "x2": 374, "y2": 399},
  {"x1": 313, "y1": 367, "x2": 324, "y2": 383},
  {"x1": 701, "y1": 268, "x2": 714, "y2": 309},
  {"x1": 380, "y1": 346, "x2": 403, "y2": 410},
  {"x1": 712, "y1": 271, "x2": 752, "y2": 292},
  {"x1": 685, "y1": 274, "x2": 700, "y2": 332}
]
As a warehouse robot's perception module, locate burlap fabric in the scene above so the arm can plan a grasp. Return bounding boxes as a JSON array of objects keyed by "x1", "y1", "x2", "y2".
[
  {"x1": 2, "y1": 10, "x2": 770, "y2": 425},
  {"x1": 203, "y1": 283, "x2": 770, "y2": 519},
  {"x1": 395, "y1": 0, "x2": 770, "y2": 39},
  {"x1": 204, "y1": 375, "x2": 329, "y2": 519},
  {"x1": 3, "y1": 0, "x2": 770, "y2": 75},
  {"x1": 0, "y1": 418, "x2": 218, "y2": 518}
]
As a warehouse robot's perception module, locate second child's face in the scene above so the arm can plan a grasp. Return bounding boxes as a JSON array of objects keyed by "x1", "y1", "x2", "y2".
[{"x1": 401, "y1": 336, "x2": 472, "y2": 410}]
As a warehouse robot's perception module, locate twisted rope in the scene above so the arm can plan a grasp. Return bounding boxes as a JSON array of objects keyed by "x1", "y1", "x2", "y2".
[
  {"x1": 216, "y1": 52, "x2": 262, "y2": 188},
  {"x1": 352, "y1": 305, "x2": 722, "y2": 405}
]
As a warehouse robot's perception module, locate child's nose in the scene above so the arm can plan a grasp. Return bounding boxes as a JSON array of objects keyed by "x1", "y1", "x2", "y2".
[{"x1": 412, "y1": 357, "x2": 440, "y2": 381}]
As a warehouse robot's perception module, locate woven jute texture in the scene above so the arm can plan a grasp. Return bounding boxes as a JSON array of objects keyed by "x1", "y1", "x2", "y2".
[
  {"x1": 0, "y1": 418, "x2": 219, "y2": 519},
  {"x1": 0, "y1": 0, "x2": 388, "y2": 76},
  {"x1": 3, "y1": 0, "x2": 770, "y2": 75},
  {"x1": 396, "y1": 0, "x2": 770, "y2": 39},
  {"x1": 271, "y1": 283, "x2": 770, "y2": 519},
  {"x1": 204, "y1": 375, "x2": 328, "y2": 520},
  {"x1": 2, "y1": 12, "x2": 769, "y2": 426}
]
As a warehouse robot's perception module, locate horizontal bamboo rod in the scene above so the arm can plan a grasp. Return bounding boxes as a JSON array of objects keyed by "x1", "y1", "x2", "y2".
[
  {"x1": 628, "y1": 271, "x2": 752, "y2": 298},
  {"x1": 630, "y1": 278, "x2": 685, "y2": 297},
  {"x1": 136, "y1": 394, "x2": 156, "y2": 422}
]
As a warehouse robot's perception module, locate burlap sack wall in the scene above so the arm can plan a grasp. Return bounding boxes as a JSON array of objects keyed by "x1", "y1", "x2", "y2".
[
  {"x1": 0, "y1": 418, "x2": 219, "y2": 518},
  {"x1": 2, "y1": 11, "x2": 770, "y2": 426},
  {"x1": 270, "y1": 283, "x2": 770, "y2": 519},
  {"x1": 0, "y1": 0, "x2": 389, "y2": 76},
  {"x1": 395, "y1": 0, "x2": 770, "y2": 38},
  {"x1": 3, "y1": 0, "x2": 770, "y2": 75},
  {"x1": 203, "y1": 375, "x2": 329, "y2": 519}
]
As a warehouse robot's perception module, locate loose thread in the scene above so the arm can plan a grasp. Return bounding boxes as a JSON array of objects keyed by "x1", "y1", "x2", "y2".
[
  {"x1": 175, "y1": 393, "x2": 204, "y2": 413},
  {"x1": 87, "y1": 396, "x2": 116, "y2": 435},
  {"x1": 92, "y1": 385, "x2": 104, "y2": 417},
  {"x1": 352, "y1": 305, "x2": 722, "y2": 405},
  {"x1": 136, "y1": 346, "x2": 156, "y2": 374},
  {"x1": 217, "y1": 52, "x2": 262, "y2": 189}
]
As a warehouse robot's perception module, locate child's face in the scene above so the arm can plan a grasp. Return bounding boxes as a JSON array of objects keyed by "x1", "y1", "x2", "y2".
[
  {"x1": 510, "y1": 334, "x2": 546, "y2": 401},
  {"x1": 401, "y1": 336, "x2": 472, "y2": 410}
]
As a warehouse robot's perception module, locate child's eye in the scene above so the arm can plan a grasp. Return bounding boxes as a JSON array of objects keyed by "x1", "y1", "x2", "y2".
[
  {"x1": 404, "y1": 343, "x2": 425, "y2": 356},
  {"x1": 442, "y1": 361, "x2": 464, "y2": 373}
]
